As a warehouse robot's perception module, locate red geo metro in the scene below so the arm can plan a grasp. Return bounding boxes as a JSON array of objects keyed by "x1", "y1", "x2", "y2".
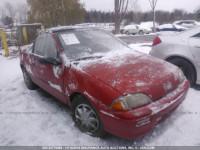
[{"x1": 20, "y1": 26, "x2": 189, "y2": 139}]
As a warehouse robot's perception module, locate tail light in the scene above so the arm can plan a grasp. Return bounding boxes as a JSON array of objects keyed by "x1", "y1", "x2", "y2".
[{"x1": 152, "y1": 36, "x2": 161, "y2": 46}]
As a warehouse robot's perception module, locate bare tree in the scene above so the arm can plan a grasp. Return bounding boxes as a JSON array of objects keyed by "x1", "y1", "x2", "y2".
[
  {"x1": 148, "y1": 0, "x2": 158, "y2": 32},
  {"x1": 4, "y1": 2, "x2": 16, "y2": 26},
  {"x1": 16, "y1": 3, "x2": 29, "y2": 24},
  {"x1": 0, "y1": 2, "x2": 16, "y2": 27},
  {"x1": 114, "y1": 0, "x2": 138, "y2": 34}
]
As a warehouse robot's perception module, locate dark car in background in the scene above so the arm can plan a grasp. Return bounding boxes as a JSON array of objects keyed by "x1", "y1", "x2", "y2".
[{"x1": 156, "y1": 24, "x2": 188, "y2": 32}]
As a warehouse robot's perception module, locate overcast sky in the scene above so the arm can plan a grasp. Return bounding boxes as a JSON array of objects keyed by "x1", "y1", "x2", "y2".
[
  {"x1": 80, "y1": 0, "x2": 200, "y2": 13},
  {"x1": 0, "y1": 0, "x2": 200, "y2": 13}
]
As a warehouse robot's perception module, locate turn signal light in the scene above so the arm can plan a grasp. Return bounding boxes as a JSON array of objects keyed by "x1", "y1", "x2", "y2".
[{"x1": 111, "y1": 102, "x2": 123, "y2": 110}]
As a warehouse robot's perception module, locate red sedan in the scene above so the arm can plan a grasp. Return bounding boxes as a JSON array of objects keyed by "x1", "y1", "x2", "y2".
[{"x1": 20, "y1": 26, "x2": 190, "y2": 139}]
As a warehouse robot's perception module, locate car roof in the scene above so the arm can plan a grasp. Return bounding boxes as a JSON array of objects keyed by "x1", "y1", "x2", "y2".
[{"x1": 174, "y1": 20, "x2": 197, "y2": 24}]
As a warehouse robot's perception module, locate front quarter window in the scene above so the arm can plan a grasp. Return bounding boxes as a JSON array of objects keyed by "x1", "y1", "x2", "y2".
[{"x1": 34, "y1": 33, "x2": 45, "y2": 56}]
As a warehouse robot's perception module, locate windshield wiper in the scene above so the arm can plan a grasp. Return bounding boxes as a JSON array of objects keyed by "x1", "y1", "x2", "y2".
[{"x1": 73, "y1": 56, "x2": 103, "y2": 62}]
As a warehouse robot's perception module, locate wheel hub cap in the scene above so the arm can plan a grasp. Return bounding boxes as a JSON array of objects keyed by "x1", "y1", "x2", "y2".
[{"x1": 75, "y1": 104, "x2": 99, "y2": 132}]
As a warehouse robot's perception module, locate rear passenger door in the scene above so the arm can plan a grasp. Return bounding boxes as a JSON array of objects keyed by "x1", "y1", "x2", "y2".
[
  {"x1": 32, "y1": 32, "x2": 66, "y2": 103},
  {"x1": 188, "y1": 32, "x2": 200, "y2": 67}
]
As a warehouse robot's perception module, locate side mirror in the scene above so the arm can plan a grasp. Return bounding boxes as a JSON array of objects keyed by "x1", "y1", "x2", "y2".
[{"x1": 39, "y1": 57, "x2": 62, "y2": 66}]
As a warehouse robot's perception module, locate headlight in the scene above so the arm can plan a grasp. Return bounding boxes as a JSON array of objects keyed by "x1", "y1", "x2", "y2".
[
  {"x1": 178, "y1": 70, "x2": 185, "y2": 83},
  {"x1": 111, "y1": 93, "x2": 152, "y2": 110}
]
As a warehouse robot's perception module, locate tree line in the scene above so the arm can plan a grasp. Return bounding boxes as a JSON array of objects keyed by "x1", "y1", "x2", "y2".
[
  {"x1": 0, "y1": 0, "x2": 85, "y2": 27},
  {"x1": 0, "y1": 2, "x2": 28, "y2": 27},
  {"x1": 85, "y1": 9, "x2": 199, "y2": 25}
]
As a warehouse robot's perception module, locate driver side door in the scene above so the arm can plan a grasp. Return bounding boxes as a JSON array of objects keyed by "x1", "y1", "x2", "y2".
[{"x1": 32, "y1": 32, "x2": 66, "y2": 102}]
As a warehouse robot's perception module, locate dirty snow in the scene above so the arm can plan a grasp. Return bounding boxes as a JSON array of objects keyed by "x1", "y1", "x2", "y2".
[
  {"x1": 68, "y1": 83, "x2": 77, "y2": 90},
  {"x1": 61, "y1": 53, "x2": 70, "y2": 67},
  {"x1": 0, "y1": 43, "x2": 200, "y2": 146},
  {"x1": 48, "y1": 81, "x2": 62, "y2": 92},
  {"x1": 25, "y1": 64, "x2": 33, "y2": 76},
  {"x1": 53, "y1": 66, "x2": 61, "y2": 79}
]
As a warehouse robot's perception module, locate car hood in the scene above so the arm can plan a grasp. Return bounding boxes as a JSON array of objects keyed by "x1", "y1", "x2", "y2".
[{"x1": 77, "y1": 52, "x2": 181, "y2": 101}]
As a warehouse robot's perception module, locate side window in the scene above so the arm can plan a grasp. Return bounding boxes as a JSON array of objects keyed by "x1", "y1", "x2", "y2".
[
  {"x1": 34, "y1": 33, "x2": 46, "y2": 56},
  {"x1": 34, "y1": 33, "x2": 58, "y2": 59},
  {"x1": 192, "y1": 33, "x2": 200, "y2": 38},
  {"x1": 44, "y1": 35, "x2": 57, "y2": 59}
]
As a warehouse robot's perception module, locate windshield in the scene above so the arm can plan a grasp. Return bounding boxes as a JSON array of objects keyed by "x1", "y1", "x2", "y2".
[{"x1": 57, "y1": 29, "x2": 130, "y2": 60}]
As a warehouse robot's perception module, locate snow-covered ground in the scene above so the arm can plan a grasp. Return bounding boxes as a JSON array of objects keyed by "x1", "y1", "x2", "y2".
[
  {"x1": 0, "y1": 44, "x2": 200, "y2": 146},
  {"x1": 129, "y1": 43, "x2": 152, "y2": 54}
]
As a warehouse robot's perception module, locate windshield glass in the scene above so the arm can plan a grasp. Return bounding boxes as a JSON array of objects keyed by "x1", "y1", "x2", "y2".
[{"x1": 57, "y1": 29, "x2": 130, "y2": 60}]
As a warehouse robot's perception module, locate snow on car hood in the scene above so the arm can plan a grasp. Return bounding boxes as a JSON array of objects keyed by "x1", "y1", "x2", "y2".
[{"x1": 74, "y1": 51, "x2": 181, "y2": 101}]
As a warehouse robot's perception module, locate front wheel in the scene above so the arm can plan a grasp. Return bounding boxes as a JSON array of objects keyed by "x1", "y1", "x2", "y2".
[
  {"x1": 125, "y1": 31, "x2": 130, "y2": 35},
  {"x1": 139, "y1": 30, "x2": 144, "y2": 35},
  {"x1": 168, "y1": 58, "x2": 196, "y2": 86},
  {"x1": 71, "y1": 95, "x2": 106, "y2": 137}
]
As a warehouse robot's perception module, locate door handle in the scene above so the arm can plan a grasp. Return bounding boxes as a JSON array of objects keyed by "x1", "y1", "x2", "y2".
[{"x1": 195, "y1": 45, "x2": 200, "y2": 48}]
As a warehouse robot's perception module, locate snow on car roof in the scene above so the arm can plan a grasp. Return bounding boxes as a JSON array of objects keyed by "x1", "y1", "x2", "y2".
[
  {"x1": 158, "y1": 24, "x2": 188, "y2": 30},
  {"x1": 159, "y1": 26, "x2": 200, "y2": 38},
  {"x1": 173, "y1": 20, "x2": 198, "y2": 24},
  {"x1": 47, "y1": 26, "x2": 100, "y2": 33},
  {"x1": 124, "y1": 25, "x2": 138, "y2": 30},
  {"x1": 158, "y1": 24, "x2": 173, "y2": 29}
]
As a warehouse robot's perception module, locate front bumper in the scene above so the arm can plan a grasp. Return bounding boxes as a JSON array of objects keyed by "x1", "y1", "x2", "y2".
[{"x1": 99, "y1": 79, "x2": 190, "y2": 139}]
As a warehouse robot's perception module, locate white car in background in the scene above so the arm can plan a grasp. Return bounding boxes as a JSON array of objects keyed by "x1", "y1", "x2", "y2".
[
  {"x1": 123, "y1": 24, "x2": 152, "y2": 35},
  {"x1": 173, "y1": 20, "x2": 200, "y2": 29},
  {"x1": 150, "y1": 26, "x2": 200, "y2": 86}
]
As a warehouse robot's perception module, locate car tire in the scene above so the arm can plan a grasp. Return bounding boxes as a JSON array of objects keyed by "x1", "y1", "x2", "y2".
[
  {"x1": 139, "y1": 30, "x2": 144, "y2": 35},
  {"x1": 168, "y1": 58, "x2": 196, "y2": 86},
  {"x1": 125, "y1": 31, "x2": 130, "y2": 35},
  {"x1": 71, "y1": 95, "x2": 107, "y2": 137},
  {"x1": 22, "y1": 68, "x2": 38, "y2": 90}
]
